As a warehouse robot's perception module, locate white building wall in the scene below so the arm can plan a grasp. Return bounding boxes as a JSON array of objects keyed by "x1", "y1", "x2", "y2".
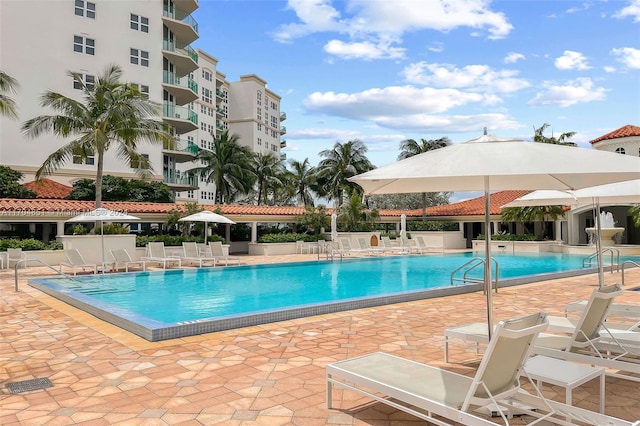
[
  {"x1": 592, "y1": 137, "x2": 640, "y2": 157},
  {"x1": 0, "y1": 0, "x2": 164, "y2": 185}
]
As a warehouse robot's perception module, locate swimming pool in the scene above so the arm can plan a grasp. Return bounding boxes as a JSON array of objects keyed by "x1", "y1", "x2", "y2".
[{"x1": 29, "y1": 252, "x2": 635, "y2": 341}]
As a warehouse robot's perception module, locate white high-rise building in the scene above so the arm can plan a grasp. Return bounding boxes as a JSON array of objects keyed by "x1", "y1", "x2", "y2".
[{"x1": 0, "y1": 0, "x2": 286, "y2": 204}]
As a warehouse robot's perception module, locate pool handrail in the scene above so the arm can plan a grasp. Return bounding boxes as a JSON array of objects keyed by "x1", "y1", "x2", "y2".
[
  {"x1": 621, "y1": 260, "x2": 640, "y2": 286},
  {"x1": 14, "y1": 258, "x2": 75, "y2": 292},
  {"x1": 450, "y1": 256, "x2": 499, "y2": 293},
  {"x1": 582, "y1": 247, "x2": 621, "y2": 273}
]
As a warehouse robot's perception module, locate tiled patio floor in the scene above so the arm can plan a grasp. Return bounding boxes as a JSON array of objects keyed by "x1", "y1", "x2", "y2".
[{"x1": 1, "y1": 254, "x2": 639, "y2": 425}]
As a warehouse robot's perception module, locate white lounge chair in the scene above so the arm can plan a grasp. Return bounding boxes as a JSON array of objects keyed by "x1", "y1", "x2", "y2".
[
  {"x1": 296, "y1": 240, "x2": 315, "y2": 254},
  {"x1": 339, "y1": 238, "x2": 369, "y2": 256},
  {"x1": 7, "y1": 247, "x2": 27, "y2": 268},
  {"x1": 141, "y1": 242, "x2": 181, "y2": 269},
  {"x1": 208, "y1": 241, "x2": 241, "y2": 266},
  {"x1": 380, "y1": 236, "x2": 408, "y2": 254},
  {"x1": 110, "y1": 249, "x2": 146, "y2": 272},
  {"x1": 328, "y1": 311, "x2": 635, "y2": 425},
  {"x1": 356, "y1": 237, "x2": 385, "y2": 255},
  {"x1": 178, "y1": 242, "x2": 216, "y2": 267},
  {"x1": 60, "y1": 249, "x2": 97, "y2": 275},
  {"x1": 414, "y1": 235, "x2": 440, "y2": 253},
  {"x1": 400, "y1": 235, "x2": 421, "y2": 254}
]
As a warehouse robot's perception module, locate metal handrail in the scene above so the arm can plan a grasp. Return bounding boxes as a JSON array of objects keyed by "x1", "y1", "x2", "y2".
[
  {"x1": 582, "y1": 247, "x2": 621, "y2": 273},
  {"x1": 621, "y1": 260, "x2": 640, "y2": 286},
  {"x1": 450, "y1": 256, "x2": 499, "y2": 293},
  {"x1": 321, "y1": 242, "x2": 343, "y2": 262},
  {"x1": 14, "y1": 258, "x2": 74, "y2": 292}
]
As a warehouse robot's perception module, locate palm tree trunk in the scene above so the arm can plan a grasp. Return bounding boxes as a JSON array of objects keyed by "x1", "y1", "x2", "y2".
[{"x1": 95, "y1": 153, "x2": 104, "y2": 208}]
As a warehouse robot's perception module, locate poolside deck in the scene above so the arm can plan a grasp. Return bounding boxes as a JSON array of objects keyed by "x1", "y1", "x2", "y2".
[{"x1": 2, "y1": 253, "x2": 640, "y2": 425}]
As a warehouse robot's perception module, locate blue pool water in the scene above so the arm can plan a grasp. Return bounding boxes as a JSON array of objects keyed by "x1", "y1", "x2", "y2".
[{"x1": 29, "y1": 252, "x2": 638, "y2": 341}]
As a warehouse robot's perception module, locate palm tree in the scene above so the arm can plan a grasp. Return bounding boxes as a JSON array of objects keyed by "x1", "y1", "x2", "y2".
[
  {"x1": 252, "y1": 152, "x2": 284, "y2": 205},
  {"x1": 398, "y1": 137, "x2": 451, "y2": 217},
  {"x1": 190, "y1": 131, "x2": 255, "y2": 204},
  {"x1": 22, "y1": 64, "x2": 172, "y2": 207},
  {"x1": 501, "y1": 205, "x2": 566, "y2": 237},
  {"x1": 0, "y1": 70, "x2": 19, "y2": 119},
  {"x1": 288, "y1": 158, "x2": 316, "y2": 207},
  {"x1": 317, "y1": 139, "x2": 374, "y2": 207},
  {"x1": 533, "y1": 123, "x2": 577, "y2": 146}
]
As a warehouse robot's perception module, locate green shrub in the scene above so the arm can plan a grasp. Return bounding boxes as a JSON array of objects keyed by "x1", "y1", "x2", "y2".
[
  {"x1": 0, "y1": 238, "x2": 63, "y2": 251},
  {"x1": 95, "y1": 223, "x2": 128, "y2": 234},
  {"x1": 135, "y1": 234, "x2": 224, "y2": 247},
  {"x1": 408, "y1": 221, "x2": 459, "y2": 231},
  {"x1": 257, "y1": 233, "x2": 325, "y2": 243},
  {"x1": 476, "y1": 234, "x2": 539, "y2": 241},
  {"x1": 71, "y1": 224, "x2": 88, "y2": 235}
]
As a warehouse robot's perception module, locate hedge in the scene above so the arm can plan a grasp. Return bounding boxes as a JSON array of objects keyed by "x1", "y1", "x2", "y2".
[
  {"x1": 135, "y1": 234, "x2": 224, "y2": 247},
  {"x1": 0, "y1": 238, "x2": 63, "y2": 251},
  {"x1": 257, "y1": 233, "x2": 325, "y2": 243}
]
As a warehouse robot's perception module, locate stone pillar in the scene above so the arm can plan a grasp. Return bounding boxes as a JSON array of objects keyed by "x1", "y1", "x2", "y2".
[
  {"x1": 554, "y1": 220, "x2": 563, "y2": 242},
  {"x1": 225, "y1": 223, "x2": 231, "y2": 243},
  {"x1": 56, "y1": 220, "x2": 66, "y2": 237},
  {"x1": 251, "y1": 222, "x2": 257, "y2": 243}
]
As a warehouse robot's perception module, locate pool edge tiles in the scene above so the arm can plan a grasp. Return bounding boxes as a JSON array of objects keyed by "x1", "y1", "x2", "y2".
[{"x1": 28, "y1": 275, "x2": 484, "y2": 341}]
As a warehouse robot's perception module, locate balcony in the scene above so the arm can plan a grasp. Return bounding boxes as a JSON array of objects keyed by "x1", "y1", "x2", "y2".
[
  {"x1": 163, "y1": 102, "x2": 198, "y2": 134},
  {"x1": 280, "y1": 126, "x2": 287, "y2": 135},
  {"x1": 280, "y1": 112, "x2": 287, "y2": 121},
  {"x1": 163, "y1": 170, "x2": 199, "y2": 191},
  {"x1": 163, "y1": 138, "x2": 199, "y2": 163},
  {"x1": 162, "y1": 71, "x2": 198, "y2": 105},
  {"x1": 216, "y1": 122, "x2": 226, "y2": 131},
  {"x1": 162, "y1": 5, "x2": 198, "y2": 44},
  {"x1": 215, "y1": 89, "x2": 226, "y2": 100},
  {"x1": 280, "y1": 152, "x2": 287, "y2": 160},
  {"x1": 174, "y1": 0, "x2": 198, "y2": 15},
  {"x1": 216, "y1": 107, "x2": 225, "y2": 117},
  {"x1": 162, "y1": 38, "x2": 198, "y2": 75},
  {"x1": 280, "y1": 140, "x2": 287, "y2": 149}
]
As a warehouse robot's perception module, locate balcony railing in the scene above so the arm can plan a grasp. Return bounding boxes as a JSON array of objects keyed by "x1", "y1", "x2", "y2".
[
  {"x1": 280, "y1": 126, "x2": 287, "y2": 135},
  {"x1": 280, "y1": 140, "x2": 287, "y2": 149},
  {"x1": 163, "y1": 138, "x2": 199, "y2": 155},
  {"x1": 280, "y1": 152, "x2": 287, "y2": 160},
  {"x1": 163, "y1": 170, "x2": 198, "y2": 186},
  {"x1": 280, "y1": 112, "x2": 287, "y2": 121},
  {"x1": 163, "y1": 5, "x2": 199, "y2": 33},
  {"x1": 163, "y1": 71, "x2": 198, "y2": 94},
  {"x1": 162, "y1": 38, "x2": 198, "y2": 64},
  {"x1": 215, "y1": 89, "x2": 226, "y2": 99},
  {"x1": 216, "y1": 107, "x2": 225, "y2": 116},
  {"x1": 163, "y1": 102, "x2": 198, "y2": 125}
]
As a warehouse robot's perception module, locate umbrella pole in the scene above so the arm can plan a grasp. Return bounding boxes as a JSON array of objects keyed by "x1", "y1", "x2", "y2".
[
  {"x1": 204, "y1": 221, "x2": 208, "y2": 245},
  {"x1": 484, "y1": 177, "x2": 493, "y2": 340},
  {"x1": 594, "y1": 198, "x2": 604, "y2": 288},
  {"x1": 100, "y1": 220, "x2": 105, "y2": 270}
]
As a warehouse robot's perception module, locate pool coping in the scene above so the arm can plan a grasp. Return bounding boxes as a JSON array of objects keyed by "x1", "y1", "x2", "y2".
[{"x1": 28, "y1": 262, "x2": 605, "y2": 342}]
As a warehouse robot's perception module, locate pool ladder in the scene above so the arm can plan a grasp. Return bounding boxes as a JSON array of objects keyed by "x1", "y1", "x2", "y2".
[
  {"x1": 450, "y1": 256, "x2": 499, "y2": 293},
  {"x1": 321, "y1": 242, "x2": 343, "y2": 261},
  {"x1": 621, "y1": 260, "x2": 640, "y2": 286},
  {"x1": 13, "y1": 258, "x2": 75, "y2": 292},
  {"x1": 582, "y1": 247, "x2": 621, "y2": 273}
]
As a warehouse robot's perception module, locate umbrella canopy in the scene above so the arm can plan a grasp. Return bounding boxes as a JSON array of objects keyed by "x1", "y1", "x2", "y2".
[
  {"x1": 178, "y1": 211, "x2": 235, "y2": 244},
  {"x1": 350, "y1": 133, "x2": 640, "y2": 338},
  {"x1": 67, "y1": 208, "x2": 140, "y2": 265}
]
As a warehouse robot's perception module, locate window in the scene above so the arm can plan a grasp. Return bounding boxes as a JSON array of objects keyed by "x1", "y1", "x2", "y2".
[
  {"x1": 257, "y1": 138, "x2": 262, "y2": 146},
  {"x1": 271, "y1": 101, "x2": 277, "y2": 110},
  {"x1": 186, "y1": 190, "x2": 194, "y2": 199},
  {"x1": 73, "y1": 73, "x2": 95, "y2": 90},
  {"x1": 257, "y1": 91, "x2": 262, "y2": 106},
  {"x1": 257, "y1": 123, "x2": 262, "y2": 131},
  {"x1": 131, "y1": 83, "x2": 149, "y2": 98},
  {"x1": 265, "y1": 97, "x2": 270, "y2": 109},
  {"x1": 202, "y1": 88, "x2": 212, "y2": 104},
  {"x1": 75, "y1": 0, "x2": 95, "y2": 18},
  {"x1": 130, "y1": 49, "x2": 149, "y2": 67},
  {"x1": 615, "y1": 147, "x2": 626, "y2": 155},
  {"x1": 73, "y1": 36, "x2": 95, "y2": 55},
  {"x1": 200, "y1": 122, "x2": 206, "y2": 131},
  {"x1": 130, "y1": 153, "x2": 150, "y2": 169},
  {"x1": 257, "y1": 107, "x2": 261, "y2": 121},
  {"x1": 202, "y1": 69, "x2": 212, "y2": 81},
  {"x1": 72, "y1": 147, "x2": 95, "y2": 165},
  {"x1": 130, "y1": 14, "x2": 149, "y2": 32}
]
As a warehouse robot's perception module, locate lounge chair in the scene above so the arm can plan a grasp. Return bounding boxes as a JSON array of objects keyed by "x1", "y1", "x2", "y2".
[
  {"x1": 178, "y1": 242, "x2": 216, "y2": 267},
  {"x1": 60, "y1": 249, "x2": 97, "y2": 275},
  {"x1": 565, "y1": 300, "x2": 640, "y2": 331},
  {"x1": 110, "y1": 249, "x2": 146, "y2": 272},
  {"x1": 208, "y1": 241, "x2": 241, "y2": 266},
  {"x1": 356, "y1": 237, "x2": 386, "y2": 255},
  {"x1": 141, "y1": 242, "x2": 181, "y2": 269},
  {"x1": 7, "y1": 247, "x2": 27, "y2": 268},
  {"x1": 339, "y1": 238, "x2": 369, "y2": 256},
  {"x1": 414, "y1": 235, "x2": 440, "y2": 253},
  {"x1": 400, "y1": 235, "x2": 421, "y2": 254},
  {"x1": 328, "y1": 311, "x2": 635, "y2": 425},
  {"x1": 380, "y1": 236, "x2": 408, "y2": 254},
  {"x1": 296, "y1": 240, "x2": 315, "y2": 254}
]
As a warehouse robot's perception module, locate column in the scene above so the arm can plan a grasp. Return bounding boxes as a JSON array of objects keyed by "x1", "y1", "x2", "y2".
[
  {"x1": 251, "y1": 222, "x2": 257, "y2": 243},
  {"x1": 56, "y1": 220, "x2": 66, "y2": 237}
]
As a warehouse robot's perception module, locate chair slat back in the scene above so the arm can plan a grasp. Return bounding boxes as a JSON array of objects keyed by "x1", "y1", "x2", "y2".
[
  {"x1": 182, "y1": 242, "x2": 199, "y2": 258},
  {"x1": 148, "y1": 242, "x2": 167, "y2": 258},
  {"x1": 209, "y1": 241, "x2": 223, "y2": 257},
  {"x1": 65, "y1": 249, "x2": 86, "y2": 265},
  {"x1": 572, "y1": 284, "x2": 623, "y2": 346},
  {"x1": 111, "y1": 249, "x2": 131, "y2": 263}
]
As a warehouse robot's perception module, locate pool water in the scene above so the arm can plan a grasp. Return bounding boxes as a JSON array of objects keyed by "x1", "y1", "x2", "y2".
[{"x1": 29, "y1": 252, "x2": 638, "y2": 341}]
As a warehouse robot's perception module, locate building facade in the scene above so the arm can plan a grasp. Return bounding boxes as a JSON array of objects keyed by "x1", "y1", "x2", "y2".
[{"x1": 0, "y1": 0, "x2": 286, "y2": 205}]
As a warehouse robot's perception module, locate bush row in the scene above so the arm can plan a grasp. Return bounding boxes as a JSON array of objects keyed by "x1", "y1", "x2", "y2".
[
  {"x1": 135, "y1": 234, "x2": 225, "y2": 247},
  {"x1": 257, "y1": 233, "x2": 325, "y2": 243},
  {"x1": 0, "y1": 238, "x2": 63, "y2": 251},
  {"x1": 476, "y1": 234, "x2": 539, "y2": 241}
]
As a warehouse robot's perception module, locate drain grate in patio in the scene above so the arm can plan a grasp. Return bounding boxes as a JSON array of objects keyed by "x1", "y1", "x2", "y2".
[{"x1": 6, "y1": 378, "x2": 52, "y2": 394}]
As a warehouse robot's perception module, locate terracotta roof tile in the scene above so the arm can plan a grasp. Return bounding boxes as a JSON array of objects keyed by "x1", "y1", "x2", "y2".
[
  {"x1": 590, "y1": 124, "x2": 640, "y2": 144},
  {"x1": 424, "y1": 190, "x2": 531, "y2": 217},
  {"x1": 23, "y1": 179, "x2": 73, "y2": 199}
]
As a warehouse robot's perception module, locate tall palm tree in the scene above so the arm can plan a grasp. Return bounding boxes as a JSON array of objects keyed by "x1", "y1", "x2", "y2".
[
  {"x1": 317, "y1": 139, "x2": 374, "y2": 207},
  {"x1": 501, "y1": 205, "x2": 566, "y2": 236},
  {"x1": 252, "y1": 152, "x2": 284, "y2": 205},
  {"x1": 22, "y1": 64, "x2": 172, "y2": 207},
  {"x1": 0, "y1": 70, "x2": 19, "y2": 119},
  {"x1": 398, "y1": 137, "x2": 451, "y2": 217},
  {"x1": 190, "y1": 131, "x2": 255, "y2": 204},
  {"x1": 288, "y1": 158, "x2": 316, "y2": 207},
  {"x1": 533, "y1": 123, "x2": 577, "y2": 146}
]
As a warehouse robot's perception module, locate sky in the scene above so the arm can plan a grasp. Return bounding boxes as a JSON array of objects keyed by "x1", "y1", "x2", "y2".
[{"x1": 193, "y1": 0, "x2": 640, "y2": 201}]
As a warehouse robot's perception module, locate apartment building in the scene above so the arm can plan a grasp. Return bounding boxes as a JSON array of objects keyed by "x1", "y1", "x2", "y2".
[{"x1": 0, "y1": 0, "x2": 286, "y2": 204}]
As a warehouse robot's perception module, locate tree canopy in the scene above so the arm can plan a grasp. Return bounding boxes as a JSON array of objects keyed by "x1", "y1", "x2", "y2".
[
  {"x1": 0, "y1": 166, "x2": 36, "y2": 199},
  {"x1": 67, "y1": 175, "x2": 173, "y2": 203}
]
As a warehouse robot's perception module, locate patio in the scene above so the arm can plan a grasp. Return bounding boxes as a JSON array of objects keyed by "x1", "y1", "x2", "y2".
[{"x1": 1, "y1": 254, "x2": 640, "y2": 425}]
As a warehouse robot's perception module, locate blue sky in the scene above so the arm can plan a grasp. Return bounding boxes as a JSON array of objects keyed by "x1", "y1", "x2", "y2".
[{"x1": 194, "y1": 0, "x2": 640, "y2": 186}]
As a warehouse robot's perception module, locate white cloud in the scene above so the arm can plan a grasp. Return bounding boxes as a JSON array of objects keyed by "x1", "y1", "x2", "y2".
[
  {"x1": 528, "y1": 78, "x2": 607, "y2": 107},
  {"x1": 554, "y1": 50, "x2": 591, "y2": 70},
  {"x1": 287, "y1": 128, "x2": 360, "y2": 139},
  {"x1": 603, "y1": 66, "x2": 616, "y2": 73},
  {"x1": 611, "y1": 47, "x2": 640, "y2": 68},
  {"x1": 613, "y1": 0, "x2": 640, "y2": 23},
  {"x1": 373, "y1": 113, "x2": 523, "y2": 133},
  {"x1": 428, "y1": 41, "x2": 444, "y2": 52},
  {"x1": 273, "y1": 0, "x2": 514, "y2": 59},
  {"x1": 303, "y1": 85, "x2": 497, "y2": 119},
  {"x1": 402, "y1": 62, "x2": 530, "y2": 93},
  {"x1": 566, "y1": 3, "x2": 590, "y2": 14},
  {"x1": 324, "y1": 38, "x2": 405, "y2": 60},
  {"x1": 504, "y1": 52, "x2": 525, "y2": 64}
]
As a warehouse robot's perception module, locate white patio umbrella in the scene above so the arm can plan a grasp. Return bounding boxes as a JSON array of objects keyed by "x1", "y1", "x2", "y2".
[
  {"x1": 331, "y1": 213, "x2": 338, "y2": 242},
  {"x1": 350, "y1": 132, "x2": 640, "y2": 338},
  {"x1": 67, "y1": 208, "x2": 140, "y2": 265},
  {"x1": 503, "y1": 179, "x2": 640, "y2": 286},
  {"x1": 400, "y1": 213, "x2": 407, "y2": 238},
  {"x1": 178, "y1": 210, "x2": 235, "y2": 244}
]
